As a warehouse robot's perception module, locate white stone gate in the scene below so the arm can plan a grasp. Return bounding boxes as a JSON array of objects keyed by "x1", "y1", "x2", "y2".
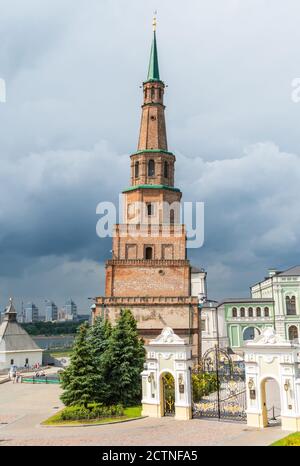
[
  {"x1": 141, "y1": 327, "x2": 192, "y2": 420},
  {"x1": 244, "y1": 327, "x2": 300, "y2": 431},
  {"x1": 142, "y1": 326, "x2": 300, "y2": 431}
]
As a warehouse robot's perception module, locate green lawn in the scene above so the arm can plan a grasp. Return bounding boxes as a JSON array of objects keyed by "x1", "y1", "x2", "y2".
[
  {"x1": 272, "y1": 432, "x2": 300, "y2": 446},
  {"x1": 42, "y1": 406, "x2": 143, "y2": 426},
  {"x1": 44, "y1": 349, "x2": 72, "y2": 358},
  {"x1": 49, "y1": 350, "x2": 72, "y2": 358}
]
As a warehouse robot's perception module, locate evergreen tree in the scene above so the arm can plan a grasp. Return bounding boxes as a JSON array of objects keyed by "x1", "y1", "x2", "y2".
[
  {"x1": 87, "y1": 316, "x2": 112, "y2": 403},
  {"x1": 105, "y1": 309, "x2": 145, "y2": 406},
  {"x1": 60, "y1": 322, "x2": 97, "y2": 407}
]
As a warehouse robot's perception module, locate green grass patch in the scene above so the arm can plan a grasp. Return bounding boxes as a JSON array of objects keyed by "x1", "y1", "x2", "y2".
[
  {"x1": 271, "y1": 432, "x2": 300, "y2": 446},
  {"x1": 49, "y1": 350, "x2": 72, "y2": 358},
  {"x1": 42, "y1": 405, "x2": 142, "y2": 426}
]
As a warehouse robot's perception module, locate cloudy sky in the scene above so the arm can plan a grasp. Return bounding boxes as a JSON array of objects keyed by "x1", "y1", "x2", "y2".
[{"x1": 1, "y1": 0, "x2": 300, "y2": 314}]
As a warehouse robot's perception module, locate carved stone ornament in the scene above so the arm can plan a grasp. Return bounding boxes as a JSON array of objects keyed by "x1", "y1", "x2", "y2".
[
  {"x1": 150, "y1": 327, "x2": 185, "y2": 345},
  {"x1": 247, "y1": 327, "x2": 286, "y2": 346},
  {"x1": 158, "y1": 352, "x2": 173, "y2": 360},
  {"x1": 263, "y1": 355, "x2": 275, "y2": 364}
]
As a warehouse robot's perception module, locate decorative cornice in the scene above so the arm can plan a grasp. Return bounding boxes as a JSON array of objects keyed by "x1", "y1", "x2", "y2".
[
  {"x1": 131, "y1": 149, "x2": 174, "y2": 156},
  {"x1": 123, "y1": 184, "x2": 181, "y2": 193},
  {"x1": 106, "y1": 259, "x2": 190, "y2": 267},
  {"x1": 95, "y1": 296, "x2": 198, "y2": 306},
  {"x1": 138, "y1": 149, "x2": 173, "y2": 155}
]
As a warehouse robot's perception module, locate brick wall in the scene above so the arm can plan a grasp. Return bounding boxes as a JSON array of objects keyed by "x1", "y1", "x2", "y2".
[{"x1": 105, "y1": 261, "x2": 190, "y2": 297}]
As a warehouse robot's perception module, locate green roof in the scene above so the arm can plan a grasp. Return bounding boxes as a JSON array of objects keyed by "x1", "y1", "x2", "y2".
[
  {"x1": 123, "y1": 184, "x2": 181, "y2": 193},
  {"x1": 147, "y1": 31, "x2": 160, "y2": 82},
  {"x1": 131, "y1": 149, "x2": 174, "y2": 156}
]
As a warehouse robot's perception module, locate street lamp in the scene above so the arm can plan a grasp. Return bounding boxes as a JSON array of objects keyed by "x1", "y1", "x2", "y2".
[
  {"x1": 248, "y1": 378, "x2": 254, "y2": 390},
  {"x1": 284, "y1": 379, "x2": 290, "y2": 392}
]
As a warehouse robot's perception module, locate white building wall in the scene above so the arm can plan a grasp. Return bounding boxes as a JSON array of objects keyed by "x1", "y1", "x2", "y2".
[{"x1": 0, "y1": 350, "x2": 43, "y2": 371}]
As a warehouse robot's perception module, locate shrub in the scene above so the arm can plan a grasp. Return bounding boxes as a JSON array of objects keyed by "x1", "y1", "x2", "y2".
[
  {"x1": 192, "y1": 372, "x2": 218, "y2": 402},
  {"x1": 60, "y1": 403, "x2": 124, "y2": 421}
]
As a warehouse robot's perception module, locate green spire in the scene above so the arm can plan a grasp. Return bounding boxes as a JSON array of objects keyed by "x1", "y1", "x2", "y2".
[{"x1": 147, "y1": 31, "x2": 160, "y2": 82}]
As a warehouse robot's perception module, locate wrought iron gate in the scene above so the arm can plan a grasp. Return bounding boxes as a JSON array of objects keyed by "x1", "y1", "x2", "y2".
[
  {"x1": 192, "y1": 346, "x2": 246, "y2": 422},
  {"x1": 162, "y1": 373, "x2": 175, "y2": 416}
]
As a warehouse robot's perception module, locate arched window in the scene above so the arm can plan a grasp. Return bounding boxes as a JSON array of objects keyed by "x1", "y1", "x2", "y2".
[
  {"x1": 264, "y1": 307, "x2": 269, "y2": 317},
  {"x1": 248, "y1": 307, "x2": 253, "y2": 317},
  {"x1": 243, "y1": 327, "x2": 261, "y2": 341},
  {"x1": 164, "y1": 161, "x2": 169, "y2": 179},
  {"x1": 159, "y1": 88, "x2": 162, "y2": 99},
  {"x1": 240, "y1": 307, "x2": 245, "y2": 318},
  {"x1": 135, "y1": 161, "x2": 139, "y2": 178},
  {"x1": 170, "y1": 210, "x2": 175, "y2": 225},
  {"x1": 232, "y1": 307, "x2": 237, "y2": 318},
  {"x1": 145, "y1": 247, "x2": 153, "y2": 260},
  {"x1": 151, "y1": 88, "x2": 155, "y2": 100},
  {"x1": 286, "y1": 296, "x2": 297, "y2": 315},
  {"x1": 288, "y1": 325, "x2": 298, "y2": 341},
  {"x1": 148, "y1": 159, "x2": 155, "y2": 177},
  {"x1": 256, "y1": 307, "x2": 261, "y2": 317}
]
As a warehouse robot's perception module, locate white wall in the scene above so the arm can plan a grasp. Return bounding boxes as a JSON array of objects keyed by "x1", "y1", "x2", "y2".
[
  {"x1": 0, "y1": 350, "x2": 43, "y2": 371},
  {"x1": 191, "y1": 271, "x2": 206, "y2": 298}
]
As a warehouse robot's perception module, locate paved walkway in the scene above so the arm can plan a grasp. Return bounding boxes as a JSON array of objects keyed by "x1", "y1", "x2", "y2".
[{"x1": 0, "y1": 382, "x2": 290, "y2": 446}]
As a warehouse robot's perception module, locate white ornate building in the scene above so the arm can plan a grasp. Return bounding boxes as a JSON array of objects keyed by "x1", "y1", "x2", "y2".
[{"x1": 251, "y1": 266, "x2": 300, "y2": 341}]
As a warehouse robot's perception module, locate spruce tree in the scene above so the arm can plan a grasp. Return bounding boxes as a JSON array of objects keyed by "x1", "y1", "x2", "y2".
[
  {"x1": 60, "y1": 322, "x2": 97, "y2": 407},
  {"x1": 105, "y1": 309, "x2": 145, "y2": 406},
  {"x1": 87, "y1": 316, "x2": 112, "y2": 403}
]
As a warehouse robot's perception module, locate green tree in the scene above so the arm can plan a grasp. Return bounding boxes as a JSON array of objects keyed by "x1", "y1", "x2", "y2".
[
  {"x1": 87, "y1": 316, "x2": 112, "y2": 403},
  {"x1": 60, "y1": 322, "x2": 97, "y2": 407},
  {"x1": 105, "y1": 309, "x2": 145, "y2": 406}
]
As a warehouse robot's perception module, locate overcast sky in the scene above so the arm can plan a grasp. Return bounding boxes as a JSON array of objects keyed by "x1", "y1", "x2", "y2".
[{"x1": 1, "y1": 0, "x2": 300, "y2": 314}]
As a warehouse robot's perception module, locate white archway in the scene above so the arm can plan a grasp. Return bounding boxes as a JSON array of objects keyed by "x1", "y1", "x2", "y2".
[
  {"x1": 260, "y1": 377, "x2": 281, "y2": 427},
  {"x1": 244, "y1": 327, "x2": 300, "y2": 431},
  {"x1": 141, "y1": 327, "x2": 193, "y2": 421}
]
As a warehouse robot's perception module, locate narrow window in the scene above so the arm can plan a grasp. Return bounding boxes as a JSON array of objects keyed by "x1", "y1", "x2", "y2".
[
  {"x1": 286, "y1": 296, "x2": 297, "y2": 315},
  {"x1": 147, "y1": 203, "x2": 153, "y2": 216},
  {"x1": 10, "y1": 359, "x2": 14, "y2": 365},
  {"x1": 164, "y1": 161, "x2": 169, "y2": 178},
  {"x1": 201, "y1": 320, "x2": 206, "y2": 332},
  {"x1": 264, "y1": 307, "x2": 269, "y2": 317},
  {"x1": 170, "y1": 210, "x2": 175, "y2": 225},
  {"x1": 256, "y1": 307, "x2": 261, "y2": 317},
  {"x1": 248, "y1": 307, "x2": 253, "y2": 317},
  {"x1": 240, "y1": 307, "x2": 245, "y2": 318},
  {"x1": 148, "y1": 159, "x2": 155, "y2": 177},
  {"x1": 145, "y1": 247, "x2": 153, "y2": 260},
  {"x1": 135, "y1": 161, "x2": 139, "y2": 178},
  {"x1": 232, "y1": 307, "x2": 237, "y2": 318}
]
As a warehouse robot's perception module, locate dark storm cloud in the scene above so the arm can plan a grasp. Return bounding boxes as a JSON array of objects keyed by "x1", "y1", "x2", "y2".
[{"x1": 1, "y1": 0, "x2": 300, "y2": 312}]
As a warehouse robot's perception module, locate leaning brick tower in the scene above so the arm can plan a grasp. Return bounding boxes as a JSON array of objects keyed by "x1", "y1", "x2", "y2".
[{"x1": 94, "y1": 19, "x2": 200, "y2": 360}]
